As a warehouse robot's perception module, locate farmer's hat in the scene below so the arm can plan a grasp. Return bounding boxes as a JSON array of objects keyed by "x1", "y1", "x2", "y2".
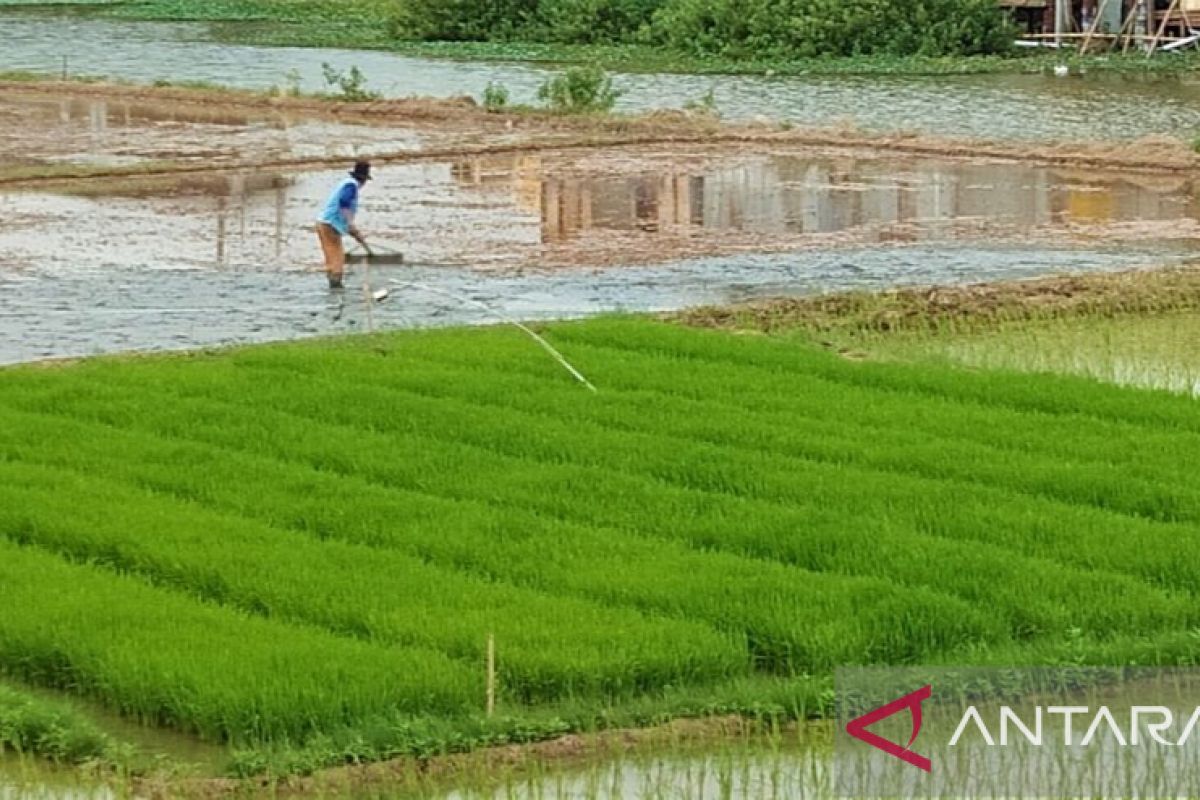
[{"x1": 350, "y1": 160, "x2": 373, "y2": 182}]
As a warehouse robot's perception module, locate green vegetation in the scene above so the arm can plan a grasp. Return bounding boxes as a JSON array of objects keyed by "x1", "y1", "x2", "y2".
[
  {"x1": 536, "y1": 65, "x2": 621, "y2": 112},
  {"x1": 2, "y1": 317, "x2": 1200, "y2": 775},
  {"x1": 814, "y1": 305, "x2": 1200, "y2": 397},
  {"x1": 0, "y1": 684, "x2": 113, "y2": 764},
  {"x1": 319, "y1": 61, "x2": 381, "y2": 101},
  {"x1": 391, "y1": 0, "x2": 1014, "y2": 57},
  {"x1": 10, "y1": 0, "x2": 1200, "y2": 75},
  {"x1": 482, "y1": 80, "x2": 511, "y2": 110}
]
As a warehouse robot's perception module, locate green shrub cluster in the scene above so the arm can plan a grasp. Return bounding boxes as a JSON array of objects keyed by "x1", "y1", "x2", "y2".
[
  {"x1": 393, "y1": 0, "x2": 1015, "y2": 56},
  {"x1": 537, "y1": 65, "x2": 622, "y2": 112},
  {"x1": 654, "y1": 0, "x2": 1016, "y2": 58}
]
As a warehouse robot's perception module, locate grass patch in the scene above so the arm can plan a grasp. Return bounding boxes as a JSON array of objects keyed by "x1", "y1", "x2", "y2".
[
  {"x1": 0, "y1": 683, "x2": 119, "y2": 765},
  {"x1": 2, "y1": 317, "x2": 1200, "y2": 775},
  {"x1": 674, "y1": 267, "x2": 1200, "y2": 396}
]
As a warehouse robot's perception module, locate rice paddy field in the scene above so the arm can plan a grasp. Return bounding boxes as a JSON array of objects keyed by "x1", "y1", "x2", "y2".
[{"x1": 2, "y1": 313, "x2": 1200, "y2": 787}]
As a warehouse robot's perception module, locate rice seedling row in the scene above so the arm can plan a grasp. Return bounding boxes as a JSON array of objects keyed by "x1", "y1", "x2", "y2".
[
  {"x1": 0, "y1": 403, "x2": 987, "y2": 674},
  {"x1": 0, "y1": 460, "x2": 742, "y2": 703},
  {"x1": 20, "y1": 360, "x2": 1200, "y2": 619},
  {"x1": 0, "y1": 538, "x2": 479, "y2": 743},
  {"x1": 3, "y1": 318, "x2": 1197, "y2": 762},
  {"x1": 0, "y1": 366, "x2": 1191, "y2": 648}
]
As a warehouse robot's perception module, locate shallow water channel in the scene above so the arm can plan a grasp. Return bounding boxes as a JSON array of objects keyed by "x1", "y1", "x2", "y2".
[{"x1": 7, "y1": 15, "x2": 1200, "y2": 141}]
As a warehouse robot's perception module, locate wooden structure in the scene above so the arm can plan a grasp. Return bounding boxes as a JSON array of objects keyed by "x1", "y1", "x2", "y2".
[{"x1": 1000, "y1": 0, "x2": 1200, "y2": 49}]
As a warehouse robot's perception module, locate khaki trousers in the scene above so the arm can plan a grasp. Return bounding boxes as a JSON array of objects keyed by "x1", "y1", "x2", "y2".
[{"x1": 316, "y1": 222, "x2": 345, "y2": 279}]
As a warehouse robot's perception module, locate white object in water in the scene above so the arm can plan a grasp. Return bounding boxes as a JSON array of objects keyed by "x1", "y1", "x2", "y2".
[
  {"x1": 1053, "y1": 64, "x2": 1070, "y2": 77},
  {"x1": 372, "y1": 288, "x2": 390, "y2": 302}
]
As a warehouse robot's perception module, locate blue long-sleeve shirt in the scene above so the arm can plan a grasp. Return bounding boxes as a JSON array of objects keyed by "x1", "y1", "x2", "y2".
[{"x1": 318, "y1": 177, "x2": 359, "y2": 236}]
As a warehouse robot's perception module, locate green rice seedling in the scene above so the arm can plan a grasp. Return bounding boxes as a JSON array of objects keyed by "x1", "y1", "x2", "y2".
[
  {"x1": 3, "y1": 316, "x2": 1200, "y2": 771},
  {"x1": 0, "y1": 460, "x2": 743, "y2": 702},
  {"x1": 353, "y1": 324, "x2": 1200, "y2": 521},
  {"x1": 0, "y1": 538, "x2": 480, "y2": 743},
  {"x1": 20, "y1": 355, "x2": 1191, "y2": 642},
  {"x1": 0, "y1": 405, "x2": 995, "y2": 673}
]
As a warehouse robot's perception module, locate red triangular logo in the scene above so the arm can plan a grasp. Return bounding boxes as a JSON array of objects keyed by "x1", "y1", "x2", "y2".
[{"x1": 845, "y1": 684, "x2": 932, "y2": 772}]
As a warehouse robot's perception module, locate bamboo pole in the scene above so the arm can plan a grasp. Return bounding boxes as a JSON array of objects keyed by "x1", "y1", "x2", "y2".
[
  {"x1": 1081, "y1": 0, "x2": 1111, "y2": 52},
  {"x1": 1148, "y1": 0, "x2": 1181, "y2": 54},
  {"x1": 1019, "y1": 31, "x2": 1177, "y2": 38},
  {"x1": 1115, "y1": 4, "x2": 1139, "y2": 52},
  {"x1": 486, "y1": 633, "x2": 495, "y2": 717}
]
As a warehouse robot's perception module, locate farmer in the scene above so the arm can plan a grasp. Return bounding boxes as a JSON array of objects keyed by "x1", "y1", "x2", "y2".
[{"x1": 316, "y1": 160, "x2": 372, "y2": 289}]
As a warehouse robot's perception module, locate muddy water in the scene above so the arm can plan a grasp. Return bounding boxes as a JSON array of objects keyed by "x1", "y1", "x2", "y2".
[
  {"x1": 0, "y1": 758, "x2": 113, "y2": 800},
  {"x1": 7, "y1": 16, "x2": 1200, "y2": 142},
  {"x1": 3, "y1": 150, "x2": 1200, "y2": 364},
  {"x1": 439, "y1": 746, "x2": 829, "y2": 800},
  {"x1": 0, "y1": 92, "x2": 429, "y2": 168},
  {"x1": 1, "y1": 745, "x2": 827, "y2": 800}
]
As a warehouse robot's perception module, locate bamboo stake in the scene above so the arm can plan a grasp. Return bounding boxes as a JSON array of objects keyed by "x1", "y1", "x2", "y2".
[
  {"x1": 1148, "y1": 0, "x2": 1181, "y2": 54},
  {"x1": 1081, "y1": 0, "x2": 1111, "y2": 53},
  {"x1": 1115, "y1": 5, "x2": 1139, "y2": 52},
  {"x1": 486, "y1": 633, "x2": 495, "y2": 717}
]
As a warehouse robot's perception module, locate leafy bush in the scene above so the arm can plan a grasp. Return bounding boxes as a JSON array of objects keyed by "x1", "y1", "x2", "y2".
[
  {"x1": 320, "y1": 63, "x2": 381, "y2": 101},
  {"x1": 652, "y1": 0, "x2": 1017, "y2": 58},
  {"x1": 393, "y1": 0, "x2": 540, "y2": 40},
  {"x1": 537, "y1": 65, "x2": 622, "y2": 113},
  {"x1": 534, "y1": 0, "x2": 661, "y2": 43},
  {"x1": 482, "y1": 81, "x2": 511, "y2": 110},
  {"x1": 394, "y1": 0, "x2": 659, "y2": 42}
]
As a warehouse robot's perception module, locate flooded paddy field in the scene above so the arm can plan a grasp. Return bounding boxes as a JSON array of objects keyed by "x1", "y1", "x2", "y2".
[
  {"x1": 0, "y1": 90, "x2": 432, "y2": 170},
  {"x1": 9, "y1": 15, "x2": 1200, "y2": 141},
  {"x1": 3, "y1": 140, "x2": 1200, "y2": 363}
]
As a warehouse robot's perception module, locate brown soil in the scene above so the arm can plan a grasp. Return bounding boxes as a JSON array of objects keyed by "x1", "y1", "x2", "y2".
[
  {"x1": 136, "y1": 715, "x2": 764, "y2": 800},
  {"x1": 672, "y1": 265, "x2": 1200, "y2": 335},
  {"x1": 4, "y1": 79, "x2": 1200, "y2": 193}
]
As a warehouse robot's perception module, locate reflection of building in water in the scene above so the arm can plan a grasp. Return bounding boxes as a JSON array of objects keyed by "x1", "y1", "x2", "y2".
[{"x1": 454, "y1": 153, "x2": 1196, "y2": 244}]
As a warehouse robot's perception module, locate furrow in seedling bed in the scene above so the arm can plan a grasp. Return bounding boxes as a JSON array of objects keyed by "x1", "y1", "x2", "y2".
[
  {"x1": 221, "y1": 343, "x2": 1200, "y2": 526},
  {"x1": 0, "y1": 537, "x2": 479, "y2": 743},
  {"x1": 0, "y1": 378, "x2": 1192, "y2": 646},
  {"x1": 0, "y1": 460, "x2": 742, "y2": 702},
  {"x1": 26, "y1": 358, "x2": 1200, "y2": 611},
  {"x1": 0, "y1": 404, "x2": 996, "y2": 672},
  {"x1": 545, "y1": 319, "x2": 1200, "y2": 433}
]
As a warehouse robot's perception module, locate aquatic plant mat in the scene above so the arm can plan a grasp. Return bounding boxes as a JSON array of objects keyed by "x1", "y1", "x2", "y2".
[{"x1": 3, "y1": 316, "x2": 1200, "y2": 784}]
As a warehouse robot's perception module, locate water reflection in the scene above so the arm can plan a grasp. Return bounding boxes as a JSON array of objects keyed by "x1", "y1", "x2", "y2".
[
  {"x1": 0, "y1": 92, "x2": 424, "y2": 167},
  {"x1": 450, "y1": 153, "x2": 1200, "y2": 246},
  {"x1": 5, "y1": 150, "x2": 1197, "y2": 279}
]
